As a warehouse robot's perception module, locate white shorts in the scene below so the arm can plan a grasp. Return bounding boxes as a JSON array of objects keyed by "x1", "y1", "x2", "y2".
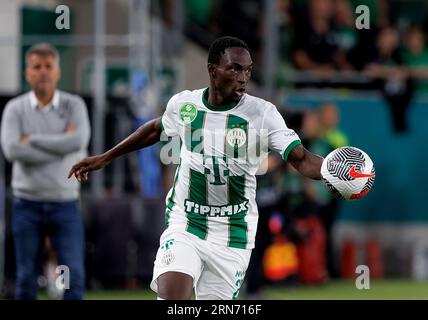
[{"x1": 150, "y1": 228, "x2": 252, "y2": 300}]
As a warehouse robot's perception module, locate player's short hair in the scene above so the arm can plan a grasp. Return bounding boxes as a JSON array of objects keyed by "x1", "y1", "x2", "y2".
[
  {"x1": 208, "y1": 36, "x2": 250, "y2": 65},
  {"x1": 25, "y1": 43, "x2": 60, "y2": 67}
]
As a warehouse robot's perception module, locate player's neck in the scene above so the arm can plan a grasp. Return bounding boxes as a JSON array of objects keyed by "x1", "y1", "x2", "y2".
[{"x1": 205, "y1": 87, "x2": 236, "y2": 108}]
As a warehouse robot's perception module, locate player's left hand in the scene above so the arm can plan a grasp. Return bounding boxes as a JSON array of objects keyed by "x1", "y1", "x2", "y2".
[{"x1": 68, "y1": 154, "x2": 110, "y2": 182}]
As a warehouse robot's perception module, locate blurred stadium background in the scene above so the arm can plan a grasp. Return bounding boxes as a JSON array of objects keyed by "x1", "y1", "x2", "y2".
[{"x1": 1, "y1": 0, "x2": 428, "y2": 300}]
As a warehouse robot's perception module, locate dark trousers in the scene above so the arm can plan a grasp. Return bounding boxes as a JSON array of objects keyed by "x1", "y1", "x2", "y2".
[{"x1": 12, "y1": 197, "x2": 85, "y2": 300}]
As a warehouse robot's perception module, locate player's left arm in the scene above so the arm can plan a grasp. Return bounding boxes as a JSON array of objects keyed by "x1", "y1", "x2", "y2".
[{"x1": 287, "y1": 144, "x2": 323, "y2": 180}]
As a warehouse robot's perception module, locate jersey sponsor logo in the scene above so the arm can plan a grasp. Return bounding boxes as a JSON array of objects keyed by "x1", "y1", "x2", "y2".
[
  {"x1": 179, "y1": 103, "x2": 198, "y2": 124},
  {"x1": 349, "y1": 166, "x2": 375, "y2": 179},
  {"x1": 204, "y1": 155, "x2": 229, "y2": 185},
  {"x1": 227, "y1": 128, "x2": 247, "y2": 148},
  {"x1": 184, "y1": 199, "x2": 249, "y2": 217}
]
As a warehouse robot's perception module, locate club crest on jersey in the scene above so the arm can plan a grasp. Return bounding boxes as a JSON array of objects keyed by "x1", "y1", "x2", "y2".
[
  {"x1": 227, "y1": 128, "x2": 247, "y2": 148},
  {"x1": 179, "y1": 103, "x2": 198, "y2": 124},
  {"x1": 161, "y1": 250, "x2": 175, "y2": 265}
]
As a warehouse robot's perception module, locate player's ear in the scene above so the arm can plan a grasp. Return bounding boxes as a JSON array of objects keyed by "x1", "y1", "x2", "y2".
[{"x1": 208, "y1": 63, "x2": 216, "y2": 78}]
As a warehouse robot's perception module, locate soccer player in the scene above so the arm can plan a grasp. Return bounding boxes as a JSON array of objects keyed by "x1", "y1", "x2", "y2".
[{"x1": 68, "y1": 36, "x2": 323, "y2": 300}]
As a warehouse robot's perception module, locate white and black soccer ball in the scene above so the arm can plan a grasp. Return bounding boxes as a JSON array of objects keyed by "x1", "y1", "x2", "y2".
[{"x1": 320, "y1": 146, "x2": 375, "y2": 200}]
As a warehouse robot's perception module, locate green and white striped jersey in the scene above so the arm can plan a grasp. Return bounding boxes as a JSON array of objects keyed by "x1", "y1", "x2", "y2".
[{"x1": 161, "y1": 88, "x2": 301, "y2": 249}]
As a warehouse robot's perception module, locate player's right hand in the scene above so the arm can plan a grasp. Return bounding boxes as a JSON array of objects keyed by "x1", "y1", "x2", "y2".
[{"x1": 68, "y1": 154, "x2": 110, "y2": 182}]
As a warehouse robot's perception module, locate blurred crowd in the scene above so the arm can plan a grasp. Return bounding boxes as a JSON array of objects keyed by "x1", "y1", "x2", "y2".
[
  {"x1": 186, "y1": 0, "x2": 428, "y2": 89},
  {"x1": 290, "y1": 0, "x2": 428, "y2": 86},
  {"x1": 184, "y1": 0, "x2": 428, "y2": 133}
]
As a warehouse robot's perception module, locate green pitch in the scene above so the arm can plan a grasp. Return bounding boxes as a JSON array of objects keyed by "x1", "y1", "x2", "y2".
[
  {"x1": 65, "y1": 280, "x2": 428, "y2": 300},
  {"x1": 264, "y1": 280, "x2": 428, "y2": 300}
]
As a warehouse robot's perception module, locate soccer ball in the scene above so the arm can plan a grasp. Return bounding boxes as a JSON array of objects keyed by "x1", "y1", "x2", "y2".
[{"x1": 320, "y1": 146, "x2": 375, "y2": 200}]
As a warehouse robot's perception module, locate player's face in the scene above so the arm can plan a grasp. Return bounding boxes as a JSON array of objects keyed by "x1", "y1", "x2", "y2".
[
  {"x1": 25, "y1": 54, "x2": 61, "y2": 96},
  {"x1": 213, "y1": 47, "x2": 252, "y2": 102}
]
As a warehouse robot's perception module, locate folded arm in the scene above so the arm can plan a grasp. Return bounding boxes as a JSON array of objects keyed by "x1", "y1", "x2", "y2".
[
  {"x1": 29, "y1": 98, "x2": 91, "y2": 155},
  {"x1": 2, "y1": 141, "x2": 61, "y2": 164},
  {"x1": 1, "y1": 103, "x2": 60, "y2": 164}
]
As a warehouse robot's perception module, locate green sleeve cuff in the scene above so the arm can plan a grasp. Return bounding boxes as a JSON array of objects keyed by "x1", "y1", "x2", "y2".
[{"x1": 282, "y1": 140, "x2": 302, "y2": 161}]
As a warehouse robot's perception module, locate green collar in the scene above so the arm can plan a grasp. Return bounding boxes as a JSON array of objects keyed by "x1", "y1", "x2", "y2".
[{"x1": 202, "y1": 88, "x2": 238, "y2": 111}]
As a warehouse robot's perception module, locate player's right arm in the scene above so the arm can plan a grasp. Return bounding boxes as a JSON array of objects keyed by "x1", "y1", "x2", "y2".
[
  {"x1": 287, "y1": 144, "x2": 323, "y2": 180},
  {"x1": 263, "y1": 102, "x2": 323, "y2": 180},
  {"x1": 68, "y1": 117, "x2": 162, "y2": 182}
]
